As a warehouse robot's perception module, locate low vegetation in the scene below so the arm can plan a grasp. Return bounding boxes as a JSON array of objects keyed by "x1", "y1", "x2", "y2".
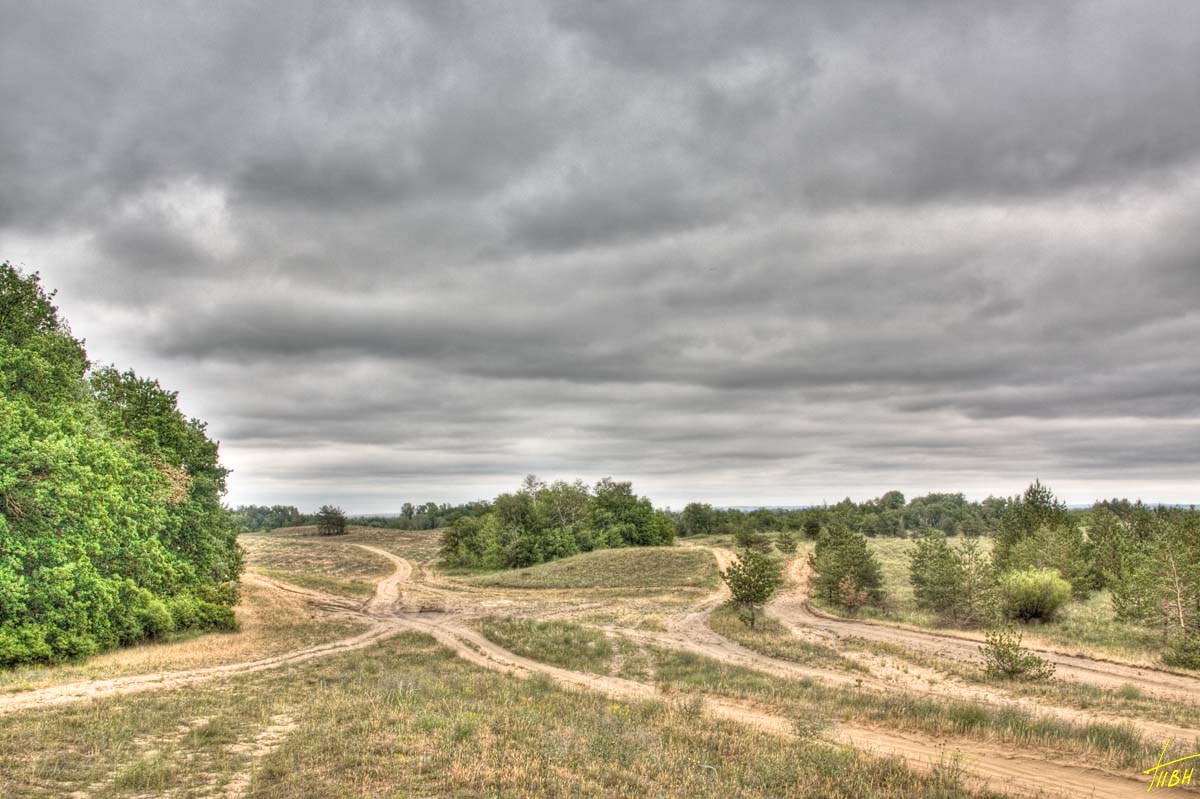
[
  {"x1": 0, "y1": 578, "x2": 366, "y2": 695},
  {"x1": 240, "y1": 535, "x2": 391, "y2": 583},
  {"x1": 707, "y1": 605, "x2": 865, "y2": 672},
  {"x1": 647, "y1": 647, "x2": 1147, "y2": 768},
  {"x1": 478, "y1": 617, "x2": 614, "y2": 674},
  {"x1": 980, "y1": 627, "x2": 1056, "y2": 681},
  {"x1": 0, "y1": 635, "x2": 1003, "y2": 799},
  {"x1": 473, "y1": 614, "x2": 1151, "y2": 770},
  {"x1": 464, "y1": 547, "x2": 718, "y2": 591}
]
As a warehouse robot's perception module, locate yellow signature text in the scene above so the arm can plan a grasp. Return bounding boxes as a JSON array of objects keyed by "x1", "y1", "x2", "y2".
[{"x1": 1145, "y1": 740, "x2": 1199, "y2": 792}]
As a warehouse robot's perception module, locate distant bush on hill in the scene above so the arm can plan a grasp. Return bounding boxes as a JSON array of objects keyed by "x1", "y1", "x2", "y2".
[
  {"x1": 0, "y1": 263, "x2": 242, "y2": 666},
  {"x1": 440, "y1": 476, "x2": 675, "y2": 570}
]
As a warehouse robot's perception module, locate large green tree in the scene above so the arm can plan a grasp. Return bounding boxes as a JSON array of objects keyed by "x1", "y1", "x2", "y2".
[{"x1": 0, "y1": 264, "x2": 241, "y2": 666}]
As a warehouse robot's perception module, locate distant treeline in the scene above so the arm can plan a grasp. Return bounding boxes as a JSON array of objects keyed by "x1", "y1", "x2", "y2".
[
  {"x1": 230, "y1": 501, "x2": 488, "y2": 533},
  {"x1": 675, "y1": 491, "x2": 1010, "y2": 539},
  {"x1": 234, "y1": 491, "x2": 1176, "y2": 542}
]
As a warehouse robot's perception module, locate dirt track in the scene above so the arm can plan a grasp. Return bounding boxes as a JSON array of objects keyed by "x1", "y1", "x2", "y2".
[
  {"x1": 770, "y1": 555, "x2": 1200, "y2": 702},
  {"x1": 5, "y1": 539, "x2": 1198, "y2": 798}
]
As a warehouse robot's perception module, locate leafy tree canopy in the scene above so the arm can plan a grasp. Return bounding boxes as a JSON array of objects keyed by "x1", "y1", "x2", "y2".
[
  {"x1": 440, "y1": 476, "x2": 673, "y2": 570},
  {"x1": 0, "y1": 263, "x2": 241, "y2": 666}
]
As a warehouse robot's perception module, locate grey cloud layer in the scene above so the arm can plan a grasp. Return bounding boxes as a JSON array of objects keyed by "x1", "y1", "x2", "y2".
[{"x1": 2, "y1": 0, "x2": 1198, "y2": 509}]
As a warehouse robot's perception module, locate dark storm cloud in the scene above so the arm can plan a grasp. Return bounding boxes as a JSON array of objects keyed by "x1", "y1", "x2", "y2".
[{"x1": 2, "y1": 0, "x2": 1199, "y2": 509}]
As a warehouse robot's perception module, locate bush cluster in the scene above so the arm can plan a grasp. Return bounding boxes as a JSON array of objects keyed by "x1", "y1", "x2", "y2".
[
  {"x1": 440, "y1": 476, "x2": 674, "y2": 570},
  {"x1": 997, "y1": 568, "x2": 1072, "y2": 623}
]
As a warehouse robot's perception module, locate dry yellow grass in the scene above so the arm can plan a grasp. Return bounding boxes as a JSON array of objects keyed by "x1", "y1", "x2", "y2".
[{"x1": 0, "y1": 634, "x2": 1003, "y2": 799}]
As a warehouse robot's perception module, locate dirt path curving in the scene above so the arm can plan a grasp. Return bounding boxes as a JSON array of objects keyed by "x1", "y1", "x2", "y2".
[
  {"x1": 353, "y1": 544, "x2": 412, "y2": 614},
  {"x1": 770, "y1": 555, "x2": 1200, "y2": 702},
  {"x1": 393, "y1": 614, "x2": 1148, "y2": 799},
  {"x1": 4, "y1": 536, "x2": 1190, "y2": 799},
  {"x1": 0, "y1": 622, "x2": 400, "y2": 716}
]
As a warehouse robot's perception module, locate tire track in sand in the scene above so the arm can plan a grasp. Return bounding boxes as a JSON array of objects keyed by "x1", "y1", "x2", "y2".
[{"x1": 769, "y1": 554, "x2": 1200, "y2": 702}]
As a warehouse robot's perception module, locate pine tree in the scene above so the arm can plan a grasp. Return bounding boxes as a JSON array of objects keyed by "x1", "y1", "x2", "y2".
[
  {"x1": 721, "y1": 550, "x2": 783, "y2": 629},
  {"x1": 809, "y1": 523, "x2": 884, "y2": 611},
  {"x1": 317, "y1": 505, "x2": 347, "y2": 536}
]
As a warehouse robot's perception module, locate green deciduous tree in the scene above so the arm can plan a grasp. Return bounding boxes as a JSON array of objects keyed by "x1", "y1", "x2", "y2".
[
  {"x1": 438, "y1": 476, "x2": 671, "y2": 571},
  {"x1": 677, "y1": 502, "x2": 719, "y2": 537},
  {"x1": 0, "y1": 263, "x2": 241, "y2": 666}
]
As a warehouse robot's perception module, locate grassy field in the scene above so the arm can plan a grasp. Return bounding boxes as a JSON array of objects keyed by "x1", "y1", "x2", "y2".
[
  {"x1": 7, "y1": 526, "x2": 1191, "y2": 797},
  {"x1": 464, "y1": 547, "x2": 720, "y2": 591},
  {"x1": 841, "y1": 636, "x2": 1200, "y2": 730},
  {"x1": 476, "y1": 617, "x2": 660, "y2": 681},
  {"x1": 0, "y1": 634, "x2": 1003, "y2": 799},
  {"x1": 475, "y1": 617, "x2": 1154, "y2": 770},
  {"x1": 253, "y1": 567, "x2": 375, "y2": 598},
  {"x1": 707, "y1": 605, "x2": 866, "y2": 673},
  {"x1": 247, "y1": 525, "x2": 444, "y2": 562}
]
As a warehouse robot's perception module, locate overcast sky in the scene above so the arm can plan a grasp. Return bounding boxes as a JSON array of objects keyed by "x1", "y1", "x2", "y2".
[{"x1": 3, "y1": 2, "x2": 1199, "y2": 511}]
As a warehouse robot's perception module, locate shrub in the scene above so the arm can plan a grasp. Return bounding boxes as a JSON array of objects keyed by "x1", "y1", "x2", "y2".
[
  {"x1": 734, "y1": 527, "x2": 771, "y2": 552},
  {"x1": 1162, "y1": 635, "x2": 1200, "y2": 670},
  {"x1": 836, "y1": 575, "x2": 870, "y2": 616},
  {"x1": 0, "y1": 624, "x2": 53, "y2": 667},
  {"x1": 138, "y1": 597, "x2": 175, "y2": 639},
  {"x1": 776, "y1": 530, "x2": 798, "y2": 554},
  {"x1": 981, "y1": 626, "x2": 1055, "y2": 681},
  {"x1": 164, "y1": 594, "x2": 235, "y2": 632},
  {"x1": 998, "y1": 568, "x2": 1071, "y2": 622}
]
